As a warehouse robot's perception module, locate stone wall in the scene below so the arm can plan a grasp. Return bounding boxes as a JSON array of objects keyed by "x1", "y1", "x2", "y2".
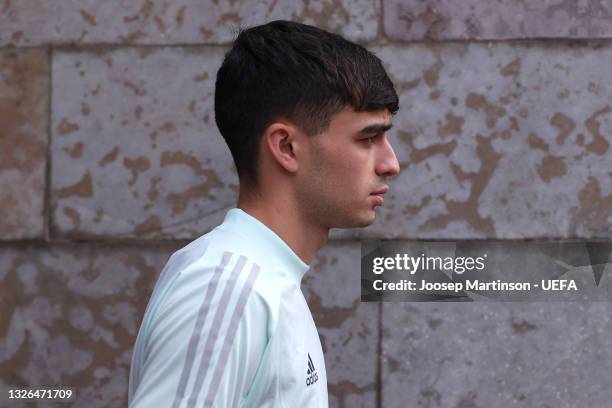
[{"x1": 1, "y1": 1, "x2": 611, "y2": 407}]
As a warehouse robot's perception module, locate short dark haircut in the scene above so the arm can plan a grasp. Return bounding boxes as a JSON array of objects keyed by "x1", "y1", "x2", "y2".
[{"x1": 214, "y1": 20, "x2": 399, "y2": 187}]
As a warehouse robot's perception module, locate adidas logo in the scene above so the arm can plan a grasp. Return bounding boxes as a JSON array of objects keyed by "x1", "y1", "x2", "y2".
[{"x1": 306, "y1": 353, "x2": 318, "y2": 386}]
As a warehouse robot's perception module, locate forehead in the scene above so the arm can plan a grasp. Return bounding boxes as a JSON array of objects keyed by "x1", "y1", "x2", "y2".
[{"x1": 327, "y1": 106, "x2": 392, "y2": 134}]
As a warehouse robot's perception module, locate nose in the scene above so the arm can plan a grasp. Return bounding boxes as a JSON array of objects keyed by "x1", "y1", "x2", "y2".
[{"x1": 375, "y1": 135, "x2": 400, "y2": 177}]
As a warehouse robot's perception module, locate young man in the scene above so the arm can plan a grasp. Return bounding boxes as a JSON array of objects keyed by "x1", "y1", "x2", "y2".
[{"x1": 128, "y1": 20, "x2": 400, "y2": 407}]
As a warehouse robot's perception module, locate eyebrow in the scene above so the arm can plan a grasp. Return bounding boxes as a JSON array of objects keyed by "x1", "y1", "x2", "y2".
[{"x1": 358, "y1": 122, "x2": 393, "y2": 135}]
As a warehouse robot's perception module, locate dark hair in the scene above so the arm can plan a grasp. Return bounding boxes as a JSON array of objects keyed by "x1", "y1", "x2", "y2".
[{"x1": 214, "y1": 20, "x2": 399, "y2": 187}]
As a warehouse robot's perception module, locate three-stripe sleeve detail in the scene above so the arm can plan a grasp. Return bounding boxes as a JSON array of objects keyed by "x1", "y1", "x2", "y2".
[
  {"x1": 171, "y1": 251, "x2": 232, "y2": 408},
  {"x1": 185, "y1": 254, "x2": 248, "y2": 407},
  {"x1": 201, "y1": 263, "x2": 260, "y2": 407}
]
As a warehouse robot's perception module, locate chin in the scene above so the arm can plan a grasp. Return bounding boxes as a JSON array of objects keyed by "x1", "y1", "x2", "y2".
[
  {"x1": 325, "y1": 205, "x2": 377, "y2": 228},
  {"x1": 362, "y1": 212, "x2": 377, "y2": 226},
  {"x1": 347, "y1": 211, "x2": 377, "y2": 228}
]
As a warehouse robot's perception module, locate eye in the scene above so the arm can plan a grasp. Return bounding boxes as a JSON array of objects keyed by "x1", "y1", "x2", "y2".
[{"x1": 362, "y1": 134, "x2": 378, "y2": 144}]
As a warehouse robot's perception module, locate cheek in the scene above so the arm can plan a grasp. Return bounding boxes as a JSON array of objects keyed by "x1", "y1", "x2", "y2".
[
  {"x1": 336, "y1": 149, "x2": 370, "y2": 179},
  {"x1": 310, "y1": 143, "x2": 368, "y2": 191},
  {"x1": 322, "y1": 160, "x2": 354, "y2": 190},
  {"x1": 328, "y1": 144, "x2": 364, "y2": 170}
]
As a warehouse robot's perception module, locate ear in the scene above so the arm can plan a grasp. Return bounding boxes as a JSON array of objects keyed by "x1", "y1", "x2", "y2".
[{"x1": 262, "y1": 122, "x2": 302, "y2": 173}]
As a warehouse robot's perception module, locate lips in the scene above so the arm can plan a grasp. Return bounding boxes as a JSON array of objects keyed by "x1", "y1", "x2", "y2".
[
  {"x1": 370, "y1": 186, "x2": 388, "y2": 206},
  {"x1": 370, "y1": 186, "x2": 389, "y2": 195}
]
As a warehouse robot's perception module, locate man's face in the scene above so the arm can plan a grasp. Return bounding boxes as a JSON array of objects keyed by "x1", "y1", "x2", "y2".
[{"x1": 295, "y1": 106, "x2": 400, "y2": 229}]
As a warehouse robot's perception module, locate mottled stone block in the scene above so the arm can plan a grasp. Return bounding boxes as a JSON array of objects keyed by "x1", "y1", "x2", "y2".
[
  {"x1": 51, "y1": 47, "x2": 236, "y2": 239},
  {"x1": 384, "y1": 0, "x2": 612, "y2": 40},
  {"x1": 305, "y1": 241, "x2": 379, "y2": 407},
  {"x1": 332, "y1": 42, "x2": 612, "y2": 240},
  {"x1": 0, "y1": 244, "x2": 180, "y2": 407},
  {"x1": 0, "y1": 0, "x2": 379, "y2": 47},
  {"x1": 382, "y1": 302, "x2": 612, "y2": 408},
  {"x1": 0, "y1": 48, "x2": 48, "y2": 240}
]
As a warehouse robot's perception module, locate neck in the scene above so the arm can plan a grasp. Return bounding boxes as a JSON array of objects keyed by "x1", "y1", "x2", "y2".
[{"x1": 237, "y1": 188, "x2": 329, "y2": 265}]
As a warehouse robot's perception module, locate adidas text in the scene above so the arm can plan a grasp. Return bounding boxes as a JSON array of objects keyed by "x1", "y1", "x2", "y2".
[{"x1": 306, "y1": 372, "x2": 318, "y2": 386}]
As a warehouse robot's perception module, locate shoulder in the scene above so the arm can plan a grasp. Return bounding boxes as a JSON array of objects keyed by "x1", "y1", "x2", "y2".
[{"x1": 154, "y1": 229, "x2": 284, "y2": 336}]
